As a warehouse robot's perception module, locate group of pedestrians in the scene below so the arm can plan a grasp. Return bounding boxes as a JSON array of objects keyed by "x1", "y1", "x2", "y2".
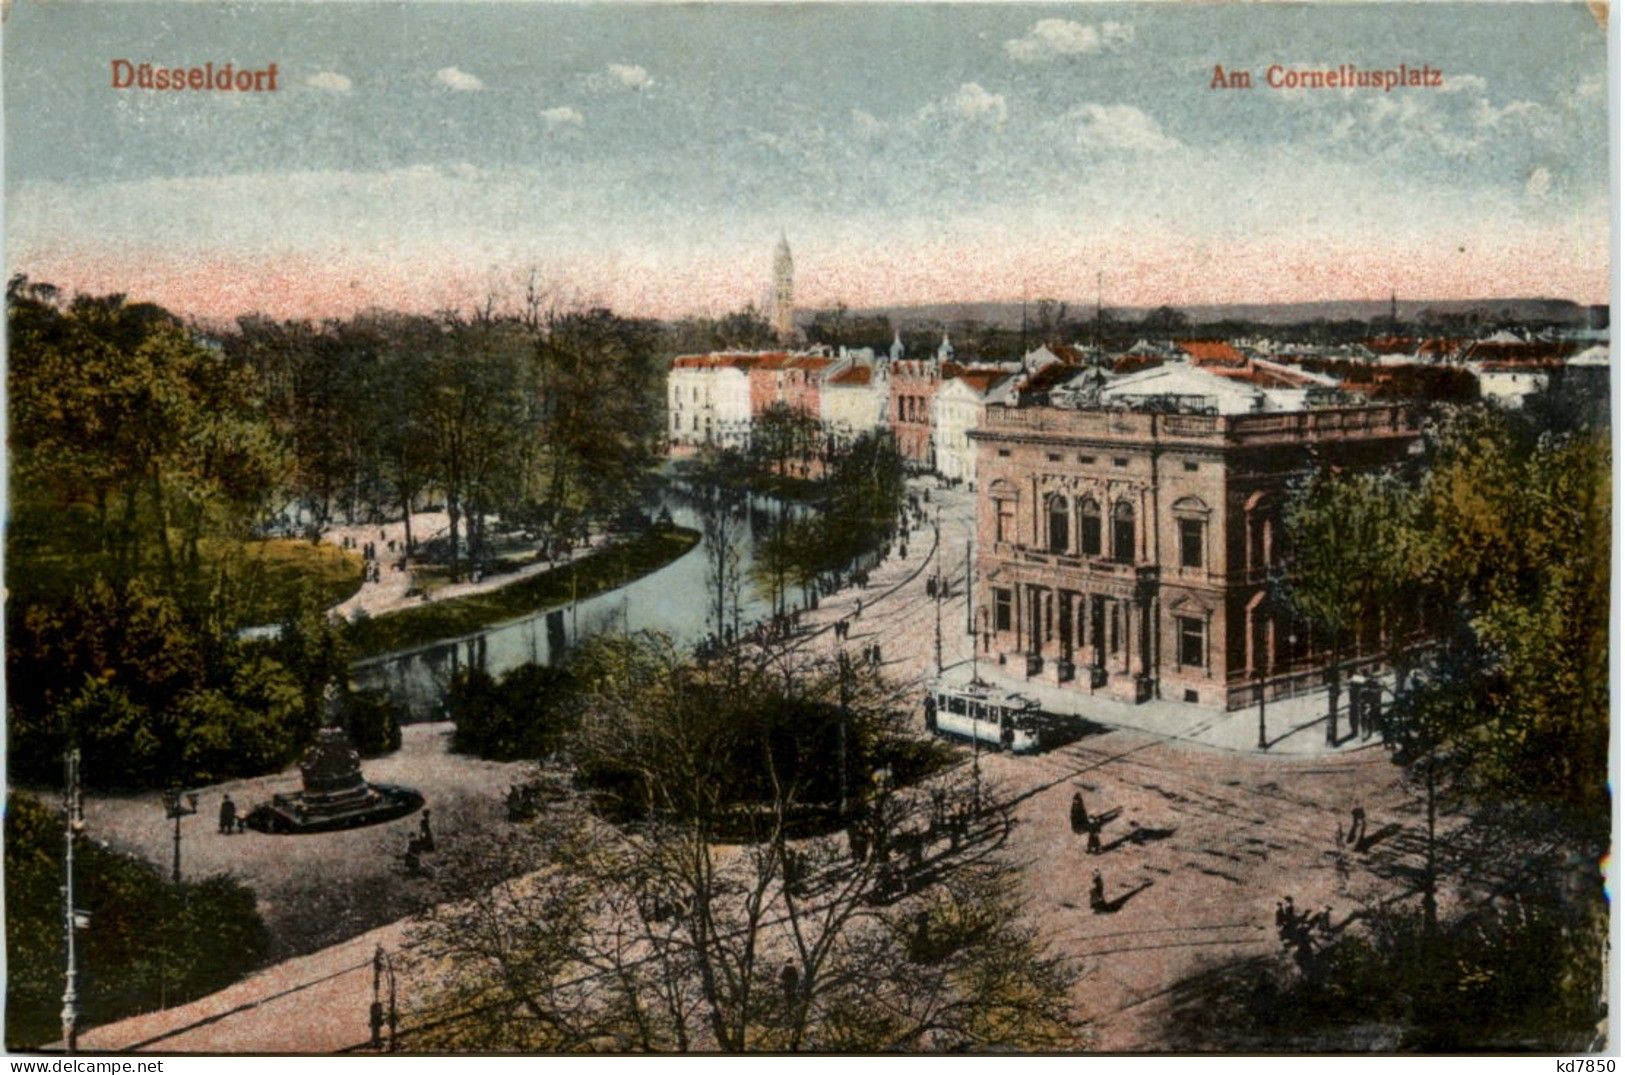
[{"x1": 1069, "y1": 790, "x2": 1104, "y2": 856}]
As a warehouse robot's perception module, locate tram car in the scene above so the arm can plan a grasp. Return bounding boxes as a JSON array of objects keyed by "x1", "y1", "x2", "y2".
[{"x1": 923, "y1": 680, "x2": 1064, "y2": 754}]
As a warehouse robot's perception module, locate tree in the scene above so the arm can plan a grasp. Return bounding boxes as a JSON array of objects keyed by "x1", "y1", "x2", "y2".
[
  {"x1": 1282, "y1": 467, "x2": 1415, "y2": 745},
  {"x1": 405, "y1": 634, "x2": 1079, "y2": 1052}
]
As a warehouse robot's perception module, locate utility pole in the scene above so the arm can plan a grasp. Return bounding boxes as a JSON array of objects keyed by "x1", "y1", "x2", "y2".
[
  {"x1": 1256, "y1": 668, "x2": 1268, "y2": 750},
  {"x1": 60, "y1": 748, "x2": 83, "y2": 1053},
  {"x1": 933, "y1": 506, "x2": 943, "y2": 673},
  {"x1": 837, "y1": 650, "x2": 850, "y2": 818}
]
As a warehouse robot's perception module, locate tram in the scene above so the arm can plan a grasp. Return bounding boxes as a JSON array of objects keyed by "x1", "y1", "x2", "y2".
[{"x1": 923, "y1": 680, "x2": 1063, "y2": 754}]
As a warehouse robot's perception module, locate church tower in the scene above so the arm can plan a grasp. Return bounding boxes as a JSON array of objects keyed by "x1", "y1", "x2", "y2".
[{"x1": 771, "y1": 233, "x2": 795, "y2": 342}]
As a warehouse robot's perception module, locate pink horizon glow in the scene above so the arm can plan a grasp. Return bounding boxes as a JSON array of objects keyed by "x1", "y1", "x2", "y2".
[{"x1": 16, "y1": 233, "x2": 1609, "y2": 324}]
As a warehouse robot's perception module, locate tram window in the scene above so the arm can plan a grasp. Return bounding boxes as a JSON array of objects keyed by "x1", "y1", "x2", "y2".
[{"x1": 948, "y1": 695, "x2": 966, "y2": 715}]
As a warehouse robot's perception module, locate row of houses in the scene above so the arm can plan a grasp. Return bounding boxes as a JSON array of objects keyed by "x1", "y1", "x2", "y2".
[{"x1": 667, "y1": 336, "x2": 1370, "y2": 487}]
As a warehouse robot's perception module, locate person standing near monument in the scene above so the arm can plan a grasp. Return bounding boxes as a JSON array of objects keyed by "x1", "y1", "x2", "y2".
[{"x1": 219, "y1": 794, "x2": 237, "y2": 834}]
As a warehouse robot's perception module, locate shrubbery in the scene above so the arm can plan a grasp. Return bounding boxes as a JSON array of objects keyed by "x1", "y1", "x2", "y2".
[{"x1": 5, "y1": 795, "x2": 270, "y2": 1049}]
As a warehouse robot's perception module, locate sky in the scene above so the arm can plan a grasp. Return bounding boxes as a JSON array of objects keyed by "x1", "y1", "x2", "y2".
[{"x1": 4, "y1": 2, "x2": 1612, "y2": 321}]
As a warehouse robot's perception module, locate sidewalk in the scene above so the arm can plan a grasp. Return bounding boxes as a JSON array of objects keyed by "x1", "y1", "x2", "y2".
[{"x1": 935, "y1": 659, "x2": 1385, "y2": 758}]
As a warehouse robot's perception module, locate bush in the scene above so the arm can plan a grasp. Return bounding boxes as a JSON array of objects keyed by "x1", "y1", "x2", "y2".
[
  {"x1": 343, "y1": 687, "x2": 404, "y2": 757},
  {"x1": 5, "y1": 795, "x2": 269, "y2": 1049}
]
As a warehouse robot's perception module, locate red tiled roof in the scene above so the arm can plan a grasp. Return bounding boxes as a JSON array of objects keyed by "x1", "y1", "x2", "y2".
[
  {"x1": 1177, "y1": 340, "x2": 1246, "y2": 366},
  {"x1": 1417, "y1": 337, "x2": 1461, "y2": 356},
  {"x1": 1021, "y1": 363, "x2": 1079, "y2": 393},
  {"x1": 1363, "y1": 336, "x2": 1418, "y2": 355},
  {"x1": 670, "y1": 351, "x2": 791, "y2": 371},
  {"x1": 1461, "y1": 341, "x2": 1575, "y2": 364},
  {"x1": 1112, "y1": 355, "x2": 1165, "y2": 375},
  {"x1": 955, "y1": 371, "x2": 1013, "y2": 395},
  {"x1": 829, "y1": 366, "x2": 873, "y2": 386},
  {"x1": 787, "y1": 356, "x2": 834, "y2": 371}
]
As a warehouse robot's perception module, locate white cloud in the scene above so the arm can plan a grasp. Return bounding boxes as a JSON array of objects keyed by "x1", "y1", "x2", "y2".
[
  {"x1": 434, "y1": 66, "x2": 484, "y2": 92},
  {"x1": 943, "y1": 82, "x2": 1007, "y2": 124},
  {"x1": 448, "y1": 162, "x2": 485, "y2": 181},
  {"x1": 850, "y1": 108, "x2": 888, "y2": 140},
  {"x1": 1525, "y1": 166, "x2": 1552, "y2": 199},
  {"x1": 1438, "y1": 73, "x2": 1488, "y2": 94},
  {"x1": 541, "y1": 106, "x2": 584, "y2": 129},
  {"x1": 305, "y1": 71, "x2": 352, "y2": 93},
  {"x1": 1005, "y1": 19, "x2": 1132, "y2": 63},
  {"x1": 1065, "y1": 103, "x2": 1177, "y2": 153},
  {"x1": 606, "y1": 63, "x2": 653, "y2": 90}
]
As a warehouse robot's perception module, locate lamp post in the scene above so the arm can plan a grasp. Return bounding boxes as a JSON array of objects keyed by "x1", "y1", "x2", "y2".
[
  {"x1": 60, "y1": 748, "x2": 84, "y2": 1053},
  {"x1": 162, "y1": 788, "x2": 199, "y2": 886},
  {"x1": 158, "y1": 787, "x2": 198, "y2": 1012},
  {"x1": 1255, "y1": 667, "x2": 1268, "y2": 750}
]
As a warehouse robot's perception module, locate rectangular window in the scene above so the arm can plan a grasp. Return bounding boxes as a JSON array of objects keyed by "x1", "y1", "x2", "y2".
[
  {"x1": 1113, "y1": 457, "x2": 1129, "y2": 468},
  {"x1": 1046, "y1": 452, "x2": 1061, "y2": 462},
  {"x1": 1179, "y1": 616, "x2": 1205, "y2": 668},
  {"x1": 995, "y1": 499, "x2": 1015, "y2": 543},
  {"x1": 1179, "y1": 518, "x2": 1204, "y2": 569},
  {"x1": 1078, "y1": 454, "x2": 1095, "y2": 464},
  {"x1": 997, "y1": 448, "x2": 1011, "y2": 457},
  {"x1": 1183, "y1": 460, "x2": 1199, "y2": 472},
  {"x1": 994, "y1": 588, "x2": 1012, "y2": 631}
]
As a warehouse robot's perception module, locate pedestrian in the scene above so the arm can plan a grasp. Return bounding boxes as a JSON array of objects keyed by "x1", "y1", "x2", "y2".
[
  {"x1": 780, "y1": 959, "x2": 799, "y2": 1004},
  {"x1": 873, "y1": 643, "x2": 883, "y2": 665},
  {"x1": 1069, "y1": 791, "x2": 1089, "y2": 835},
  {"x1": 1347, "y1": 806, "x2": 1366, "y2": 849},
  {"x1": 419, "y1": 809, "x2": 435, "y2": 853},
  {"x1": 1086, "y1": 822, "x2": 1102, "y2": 856},
  {"x1": 1089, "y1": 870, "x2": 1106, "y2": 912},
  {"x1": 855, "y1": 598, "x2": 863, "y2": 619},
  {"x1": 219, "y1": 794, "x2": 236, "y2": 834},
  {"x1": 237, "y1": 815, "x2": 248, "y2": 834},
  {"x1": 403, "y1": 841, "x2": 423, "y2": 877}
]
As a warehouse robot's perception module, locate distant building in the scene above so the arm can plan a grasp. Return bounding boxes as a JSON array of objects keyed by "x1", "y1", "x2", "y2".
[
  {"x1": 822, "y1": 359, "x2": 885, "y2": 445},
  {"x1": 667, "y1": 353, "x2": 757, "y2": 450},
  {"x1": 771, "y1": 235, "x2": 795, "y2": 343},
  {"x1": 886, "y1": 356, "x2": 944, "y2": 469},
  {"x1": 970, "y1": 389, "x2": 1422, "y2": 711},
  {"x1": 934, "y1": 367, "x2": 1020, "y2": 488}
]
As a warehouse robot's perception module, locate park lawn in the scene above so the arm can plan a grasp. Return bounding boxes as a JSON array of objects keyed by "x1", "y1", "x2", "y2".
[
  {"x1": 5, "y1": 520, "x2": 362, "y2": 625},
  {"x1": 346, "y1": 525, "x2": 700, "y2": 659},
  {"x1": 213, "y1": 537, "x2": 365, "y2": 625}
]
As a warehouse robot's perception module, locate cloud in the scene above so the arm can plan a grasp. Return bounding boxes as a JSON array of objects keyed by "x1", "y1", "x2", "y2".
[
  {"x1": 606, "y1": 63, "x2": 653, "y2": 90},
  {"x1": 1439, "y1": 73, "x2": 1488, "y2": 94},
  {"x1": 1525, "y1": 166, "x2": 1552, "y2": 199},
  {"x1": 541, "y1": 105, "x2": 584, "y2": 129},
  {"x1": 1005, "y1": 19, "x2": 1132, "y2": 63},
  {"x1": 940, "y1": 82, "x2": 1007, "y2": 124},
  {"x1": 850, "y1": 108, "x2": 888, "y2": 140},
  {"x1": 305, "y1": 71, "x2": 352, "y2": 93},
  {"x1": 1064, "y1": 103, "x2": 1177, "y2": 153},
  {"x1": 434, "y1": 66, "x2": 484, "y2": 92},
  {"x1": 448, "y1": 162, "x2": 485, "y2": 181}
]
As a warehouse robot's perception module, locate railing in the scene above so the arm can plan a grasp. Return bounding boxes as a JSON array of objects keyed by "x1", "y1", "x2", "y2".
[{"x1": 976, "y1": 403, "x2": 1420, "y2": 447}]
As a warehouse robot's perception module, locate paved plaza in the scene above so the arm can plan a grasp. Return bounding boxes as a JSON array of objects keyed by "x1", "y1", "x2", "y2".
[{"x1": 73, "y1": 479, "x2": 1422, "y2": 1053}]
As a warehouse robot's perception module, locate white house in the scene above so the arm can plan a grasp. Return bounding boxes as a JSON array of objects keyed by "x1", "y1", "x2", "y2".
[
  {"x1": 821, "y1": 359, "x2": 885, "y2": 446},
  {"x1": 668, "y1": 353, "x2": 755, "y2": 449},
  {"x1": 934, "y1": 368, "x2": 1020, "y2": 488}
]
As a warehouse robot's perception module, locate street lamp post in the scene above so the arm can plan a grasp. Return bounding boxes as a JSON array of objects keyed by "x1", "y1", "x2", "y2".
[
  {"x1": 60, "y1": 748, "x2": 83, "y2": 1053},
  {"x1": 162, "y1": 788, "x2": 199, "y2": 886},
  {"x1": 1256, "y1": 668, "x2": 1268, "y2": 750},
  {"x1": 159, "y1": 788, "x2": 198, "y2": 1012}
]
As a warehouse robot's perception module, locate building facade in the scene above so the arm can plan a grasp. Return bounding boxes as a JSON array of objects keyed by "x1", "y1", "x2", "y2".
[
  {"x1": 667, "y1": 354, "x2": 755, "y2": 449},
  {"x1": 934, "y1": 369, "x2": 1018, "y2": 488},
  {"x1": 970, "y1": 403, "x2": 1422, "y2": 710}
]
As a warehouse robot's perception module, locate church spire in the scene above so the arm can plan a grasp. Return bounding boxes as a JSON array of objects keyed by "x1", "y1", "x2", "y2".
[{"x1": 770, "y1": 233, "x2": 794, "y2": 342}]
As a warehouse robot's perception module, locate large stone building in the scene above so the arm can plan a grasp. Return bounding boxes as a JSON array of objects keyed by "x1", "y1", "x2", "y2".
[{"x1": 969, "y1": 393, "x2": 1422, "y2": 711}]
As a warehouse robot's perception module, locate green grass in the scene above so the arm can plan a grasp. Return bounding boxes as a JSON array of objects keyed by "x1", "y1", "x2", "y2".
[
  {"x1": 5, "y1": 519, "x2": 363, "y2": 626},
  {"x1": 217, "y1": 537, "x2": 365, "y2": 624},
  {"x1": 346, "y1": 525, "x2": 700, "y2": 659}
]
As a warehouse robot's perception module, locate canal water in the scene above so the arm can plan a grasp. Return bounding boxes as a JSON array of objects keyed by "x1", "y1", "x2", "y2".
[{"x1": 351, "y1": 494, "x2": 834, "y2": 720}]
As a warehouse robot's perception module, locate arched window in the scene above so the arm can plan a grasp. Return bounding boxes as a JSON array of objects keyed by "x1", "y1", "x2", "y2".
[
  {"x1": 1047, "y1": 494, "x2": 1070, "y2": 553},
  {"x1": 1111, "y1": 500, "x2": 1136, "y2": 563},
  {"x1": 1078, "y1": 497, "x2": 1102, "y2": 557}
]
